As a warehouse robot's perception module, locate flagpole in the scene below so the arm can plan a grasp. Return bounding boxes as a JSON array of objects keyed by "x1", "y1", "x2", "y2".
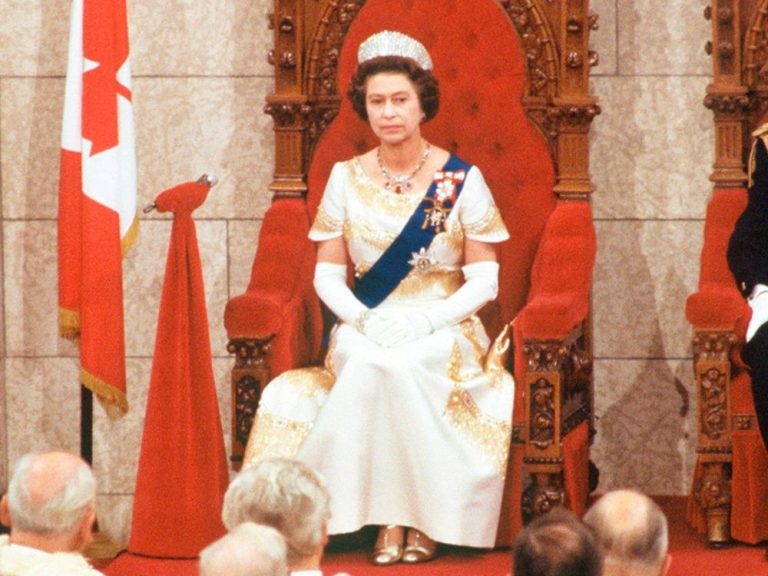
[{"x1": 81, "y1": 386, "x2": 93, "y2": 465}]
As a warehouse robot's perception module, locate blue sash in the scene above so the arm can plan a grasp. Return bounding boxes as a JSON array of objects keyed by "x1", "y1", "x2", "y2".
[{"x1": 353, "y1": 154, "x2": 471, "y2": 308}]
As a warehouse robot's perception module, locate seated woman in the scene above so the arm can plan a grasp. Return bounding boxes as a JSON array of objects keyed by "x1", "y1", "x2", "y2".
[{"x1": 243, "y1": 30, "x2": 515, "y2": 565}]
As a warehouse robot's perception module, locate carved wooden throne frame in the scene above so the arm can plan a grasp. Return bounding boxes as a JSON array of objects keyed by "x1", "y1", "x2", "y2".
[
  {"x1": 226, "y1": 0, "x2": 600, "y2": 540},
  {"x1": 688, "y1": 0, "x2": 768, "y2": 547}
]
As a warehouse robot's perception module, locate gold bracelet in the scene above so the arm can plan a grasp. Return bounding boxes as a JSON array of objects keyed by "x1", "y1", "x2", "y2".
[{"x1": 355, "y1": 310, "x2": 371, "y2": 334}]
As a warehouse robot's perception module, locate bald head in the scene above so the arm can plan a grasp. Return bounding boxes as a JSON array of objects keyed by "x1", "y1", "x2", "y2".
[
  {"x1": 5, "y1": 451, "x2": 95, "y2": 537},
  {"x1": 583, "y1": 490, "x2": 669, "y2": 576}
]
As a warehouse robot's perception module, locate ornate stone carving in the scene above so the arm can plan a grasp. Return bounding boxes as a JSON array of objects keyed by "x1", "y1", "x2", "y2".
[
  {"x1": 717, "y1": 41, "x2": 735, "y2": 59},
  {"x1": 228, "y1": 336, "x2": 274, "y2": 466},
  {"x1": 743, "y1": 0, "x2": 768, "y2": 86},
  {"x1": 524, "y1": 340, "x2": 569, "y2": 372},
  {"x1": 566, "y1": 51, "x2": 584, "y2": 68},
  {"x1": 307, "y1": 103, "x2": 341, "y2": 146},
  {"x1": 733, "y1": 414, "x2": 753, "y2": 430},
  {"x1": 703, "y1": 93, "x2": 751, "y2": 113},
  {"x1": 588, "y1": 12, "x2": 599, "y2": 31},
  {"x1": 567, "y1": 17, "x2": 582, "y2": 33},
  {"x1": 264, "y1": 102, "x2": 312, "y2": 129},
  {"x1": 308, "y1": 0, "x2": 365, "y2": 96},
  {"x1": 522, "y1": 473, "x2": 564, "y2": 522},
  {"x1": 530, "y1": 376, "x2": 556, "y2": 449},
  {"x1": 691, "y1": 330, "x2": 737, "y2": 361},
  {"x1": 227, "y1": 336, "x2": 275, "y2": 370},
  {"x1": 235, "y1": 375, "x2": 261, "y2": 447},
  {"x1": 278, "y1": 15, "x2": 295, "y2": 33},
  {"x1": 499, "y1": 0, "x2": 558, "y2": 98},
  {"x1": 699, "y1": 366, "x2": 729, "y2": 441},
  {"x1": 696, "y1": 465, "x2": 732, "y2": 513},
  {"x1": 547, "y1": 103, "x2": 602, "y2": 127}
]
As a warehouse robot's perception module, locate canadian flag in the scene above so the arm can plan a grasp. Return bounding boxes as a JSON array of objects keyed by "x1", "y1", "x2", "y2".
[{"x1": 58, "y1": 0, "x2": 137, "y2": 415}]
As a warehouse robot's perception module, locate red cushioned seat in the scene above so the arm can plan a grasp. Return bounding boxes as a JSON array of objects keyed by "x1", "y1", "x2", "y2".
[{"x1": 225, "y1": 0, "x2": 599, "y2": 544}]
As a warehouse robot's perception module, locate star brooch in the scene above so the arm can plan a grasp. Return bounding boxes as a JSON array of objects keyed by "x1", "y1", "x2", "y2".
[{"x1": 409, "y1": 247, "x2": 435, "y2": 273}]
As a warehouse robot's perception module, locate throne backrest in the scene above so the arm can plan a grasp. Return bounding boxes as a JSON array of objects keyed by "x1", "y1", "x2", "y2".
[{"x1": 306, "y1": 0, "x2": 557, "y2": 338}]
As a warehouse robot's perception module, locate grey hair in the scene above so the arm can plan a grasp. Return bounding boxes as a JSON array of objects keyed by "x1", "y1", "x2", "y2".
[
  {"x1": 583, "y1": 489, "x2": 668, "y2": 573},
  {"x1": 6, "y1": 452, "x2": 95, "y2": 536},
  {"x1": 199, "y1": 522, "x2": 288, "y2": 576},
  {"x1": 221, "y1": 458, "x2": 330, "y2": 566}
]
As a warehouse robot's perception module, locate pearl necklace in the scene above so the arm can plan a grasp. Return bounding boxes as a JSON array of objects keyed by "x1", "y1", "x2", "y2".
[{"x1": 377, "y1": 142, "x2": 432, "y2": 194}]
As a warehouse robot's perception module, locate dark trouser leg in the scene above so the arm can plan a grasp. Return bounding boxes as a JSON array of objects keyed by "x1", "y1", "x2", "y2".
[{"x1": 741, "y1": 323, "x2": 768, "y2": 451}]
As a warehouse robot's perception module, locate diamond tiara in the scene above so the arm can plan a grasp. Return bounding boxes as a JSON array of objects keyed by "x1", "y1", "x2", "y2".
[{"x1": 357, "y1": 30, "x2": 433, "y2": 70}]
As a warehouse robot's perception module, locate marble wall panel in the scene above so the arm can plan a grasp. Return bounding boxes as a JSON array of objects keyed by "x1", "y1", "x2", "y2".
[
  {"x1": 589, "y1": 0, "x2": 617, "y2": 77},
  {"x1": 591, "y1": 358, "x2": 697, "y2": 496},
  {"x1": 0, "y1": 1, "x2": 69, "y2": 77},
  {"x1": 592, "y1": 220, "x2": 703, "y2": 360},
  {"x1": 4, "y1": 220, "x2": 78, "y2": 358},
  {"x1": 617, "y1": 0, "x2": 710, "y2": 76},
  {"x1": 227, "y1": 219, "x2": 263, "y2": 298},
  {"x1": 92, "y1": 359, "x2": 151, "y2": 495},
  {"x1": 0, "y1": 0, "x2": 273, "y2": 78},
  {"x1": 95, "y1": 495, "x2": 134, "y2": 550},
  {"x1": 1, "y1": 61, "x2": 275, "y2": 225},
  {"x1": 133, "y1": 77, "x2": 274, "y2": 222},
  {"x1": 123, "y1": 219, "x2": 229, "y2": 358},
  {"x1": 4, "y1": 358, "x2": 82, "y2": 468},
  {"x1": 0, "y1": 360, "x2": 6, "y2": 491},
  {"x1": 0, "y1": 78, "x2": 63, "y2": 220},
  {"x1": 128, "y1": 0, "x2": 273, "y2": 77},
  {"x1": 590, "y1": 76, "x2": 713, "y2": 220}
]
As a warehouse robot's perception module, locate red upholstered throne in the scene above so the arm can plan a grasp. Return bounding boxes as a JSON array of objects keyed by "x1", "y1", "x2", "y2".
[
  {"x1": 225, "y1": 0, "x2": 599, "y2": 544},
  {"x1": 685, "y1": 0, "x2": 768, "y2": 548}
]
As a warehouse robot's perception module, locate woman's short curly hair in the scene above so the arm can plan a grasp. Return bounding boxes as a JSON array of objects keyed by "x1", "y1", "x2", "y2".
[{"x1": 347, "y1": 56, "x2": 439, "y2": 122}]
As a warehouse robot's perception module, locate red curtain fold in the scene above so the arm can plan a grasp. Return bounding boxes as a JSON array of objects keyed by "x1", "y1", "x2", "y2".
[{"x1": 127, "y1": 181, "x2": 228, "y2": 557}]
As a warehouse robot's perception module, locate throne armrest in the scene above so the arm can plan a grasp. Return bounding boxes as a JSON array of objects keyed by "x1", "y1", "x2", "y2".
[
  {"x1": 224, "y1": 198, "x2": 323, "y2": 373},
  {"x1": 685, "y1": 283, "x2": 748, "y2": 332},
  {"x1": 515, "y1": 201, "x2": 596, "y2": 519},
  {"x1": 685, "y1": 187, "x2": 750, "y2": 334},
  {"x1": 517, "y1": 201, "x2": 597, "y2": 340},
  {"x1": 224, "y1": 199, "x2": 323, "y2": 466}
]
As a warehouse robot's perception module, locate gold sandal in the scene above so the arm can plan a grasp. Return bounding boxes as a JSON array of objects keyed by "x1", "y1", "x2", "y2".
[
  {"x1": 402, "y1": 528, "x2": 437, "y2": 563},
  {"x1": 370, "y1": 524, "x2": 405, "y2": 566}
]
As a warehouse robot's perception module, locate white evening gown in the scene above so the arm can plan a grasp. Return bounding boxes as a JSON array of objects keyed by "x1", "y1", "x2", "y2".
[{"x1": 243, "y1": 157, "x2": 515, "y2": 548}]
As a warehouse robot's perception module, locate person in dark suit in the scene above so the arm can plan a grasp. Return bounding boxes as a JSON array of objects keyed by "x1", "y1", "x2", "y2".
[{"x1": 727, "y1": 124, "x2": 768, "y2": 450}]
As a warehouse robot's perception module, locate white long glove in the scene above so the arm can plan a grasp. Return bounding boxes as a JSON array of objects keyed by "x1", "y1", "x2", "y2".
[
  {"x1": 313, "y1": 262, "x2": 367, "y2": 325},
  {"x1": 382, "y1": 260, "x2": 500, "y2": 346},
  {"x1": 313, "y1": 262, "x2": 410, "y2": 347},
  {"x1": 422, "y1": 260, "x2": 499, "y2": 332},
  {"x1": 747, "y1": 284, "x2": 768, "y2": 342}
]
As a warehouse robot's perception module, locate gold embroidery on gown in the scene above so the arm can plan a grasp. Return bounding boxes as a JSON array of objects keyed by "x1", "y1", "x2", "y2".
[
  {"x1": 244, "y1": 159, "x2": 514, "y2": 547},
  {"x1": 443, "y1": 334, "x2": 513, "y2": 477},
  {"x1": 463, "y1": 204, "x2": 506, "y2": 236},
  {"x1": 244, "y1": 413, "x2": 313, "y2": 466},
  {"x1": 312, "y1": 204, "x2": 343, "y2": 235}
]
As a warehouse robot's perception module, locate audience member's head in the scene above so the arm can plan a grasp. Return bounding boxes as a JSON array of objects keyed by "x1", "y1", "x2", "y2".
[
  {"x1": 583, "y1": 489, "x2": 671, "y2": 576},
  {"x1": 0, "y1": 451, "x2": 96, "y2": 553},
  {"x1": 513, "y1": 507, "x2": 601, "y2": 576},
  {"x1": 199, "y1": 522, "x2": 288, "y2": 576},
  {"x1": 222, "y1": 458, "x2": 330, "y2": 571}
]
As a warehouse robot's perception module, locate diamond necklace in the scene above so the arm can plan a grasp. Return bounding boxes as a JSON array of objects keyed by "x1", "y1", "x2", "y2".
[{"x1": 377, "y1": 142, "x2": 432, "y2": 194}]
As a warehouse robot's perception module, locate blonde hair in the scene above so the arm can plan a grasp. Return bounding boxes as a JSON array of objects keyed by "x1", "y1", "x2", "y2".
[{"x1": 221, "y1": 458, "x2": 330, "y2": 566}]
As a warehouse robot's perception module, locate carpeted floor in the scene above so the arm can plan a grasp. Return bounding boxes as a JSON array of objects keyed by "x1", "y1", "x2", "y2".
[{"x1": 99, "y1": 497, "x2": 767, "y2": 575}]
